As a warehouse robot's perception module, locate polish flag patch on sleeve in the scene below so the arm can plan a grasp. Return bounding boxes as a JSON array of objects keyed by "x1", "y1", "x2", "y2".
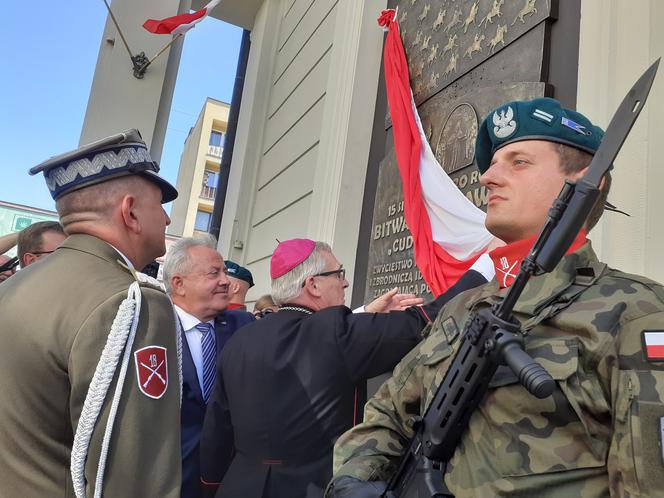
[{"x1": 643, "y1": 331, "x2": 664, "y2": 361}]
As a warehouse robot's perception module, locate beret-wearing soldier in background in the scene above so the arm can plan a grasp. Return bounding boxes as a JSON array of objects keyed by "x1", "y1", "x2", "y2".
[
  {"x1": 199, "y1": 238, "x2": 490, "y2": 498},
  {"x1": 0, "y1": 129, "x2": 183, "y2": 497},
  {"x1": 223, "y1": 260, "x2": 254, "y2": 311},
  {"x1": 328, "y1": 97, "x2": 664, "y2": 498}
]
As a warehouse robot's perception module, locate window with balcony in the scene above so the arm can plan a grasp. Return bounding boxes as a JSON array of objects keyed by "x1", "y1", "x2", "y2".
[
  {"x1": 208, "y1": 131, "x2": 224, "y2": 157},
  {"x1": 194, "y1": 210, "x2": 212, "y2": 232},
  {"x1": 201, "y1": 170, "x2": 217, "y2": 200}
]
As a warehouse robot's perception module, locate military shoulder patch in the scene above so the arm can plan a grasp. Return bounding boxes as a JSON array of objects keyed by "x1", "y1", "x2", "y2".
[
  {"x1": 134, "y1": 346, "x2": 169, "y2": 399},
  {"x1": 643, "y1": 331, "x2": 664, "y2": 361},
  {"x1": 442, "y1": 317, "x2": 459, "y2": 344}
]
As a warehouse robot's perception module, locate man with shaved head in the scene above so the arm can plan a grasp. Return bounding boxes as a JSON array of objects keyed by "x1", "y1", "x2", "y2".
[{"x1": 0, "y1": 130, "x2": 182, "y2": 497}]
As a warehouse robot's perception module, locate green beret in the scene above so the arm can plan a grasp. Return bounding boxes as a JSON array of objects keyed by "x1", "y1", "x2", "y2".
[
  {"x1": 475, "y1": 97, "x2": 604, "y2": 174},
  {"x1": 225, "y1": 260, "x2": 254, "y2": 288}
]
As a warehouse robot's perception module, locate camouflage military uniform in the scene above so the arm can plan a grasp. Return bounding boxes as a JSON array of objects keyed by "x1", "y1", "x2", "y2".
[{"x1": 331, "y1": 242, "x2": 664, "y2": 497}]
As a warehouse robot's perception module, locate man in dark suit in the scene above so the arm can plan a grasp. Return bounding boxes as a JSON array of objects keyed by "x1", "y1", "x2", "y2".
[
  {"x1": 164, "y1": 235, "x2": 254, "y2": 498},
  {"x1": 200, "y1": 239, "x2": 490, "y2": 498}
]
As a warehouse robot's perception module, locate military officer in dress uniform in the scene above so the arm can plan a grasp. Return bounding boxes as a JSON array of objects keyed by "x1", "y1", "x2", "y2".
[
  {"x1": 0, "y1": 130, "x2": 182, "y2": 497},
  {"x1": 327, "y1": 98, "x2": 664, "y2": 497},
  {"x1": 200, "y1": 238, "x2": 489, "y2": 498}
]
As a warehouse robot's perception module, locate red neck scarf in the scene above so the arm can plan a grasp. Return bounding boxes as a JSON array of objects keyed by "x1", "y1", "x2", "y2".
[
  {"x1": 226, "y1": 303, "x2": 246, "y2": 311},
  {"x1": 489, "y1": 229, "x2": 588, "y2": 288}
]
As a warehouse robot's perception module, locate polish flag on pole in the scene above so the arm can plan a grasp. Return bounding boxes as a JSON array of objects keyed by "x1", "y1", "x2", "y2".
[
  {"x1": 143, "y1": 0, "x2": 222, "y2": 35},
  {"x1": 376, "y1": 10, "x2": 495, "y2": 295}
]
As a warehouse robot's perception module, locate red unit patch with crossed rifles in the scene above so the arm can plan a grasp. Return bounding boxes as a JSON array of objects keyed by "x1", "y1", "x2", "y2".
[{"x1": 134, "y1": 346, "x2": 169, "y2": 399}]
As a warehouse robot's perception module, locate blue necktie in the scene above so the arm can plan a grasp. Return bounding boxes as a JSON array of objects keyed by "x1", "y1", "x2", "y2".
[{"x1": 195, "y1": 322, "x2": 216, "y2": 403}]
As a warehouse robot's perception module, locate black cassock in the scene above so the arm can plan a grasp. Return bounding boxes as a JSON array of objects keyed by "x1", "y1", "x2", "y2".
[{"x1": 200, "y1": 270, "x2": 486, "y2": 498}]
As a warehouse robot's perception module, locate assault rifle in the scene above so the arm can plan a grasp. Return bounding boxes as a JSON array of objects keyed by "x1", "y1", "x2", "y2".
[{"x1": 384, "y1": 59, "x2": 660, "y2": 498}]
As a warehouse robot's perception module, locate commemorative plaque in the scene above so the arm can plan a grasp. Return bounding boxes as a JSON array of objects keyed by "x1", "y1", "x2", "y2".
[{"x1": 363, "y1": 0, "x2": 560, "y2": 304}]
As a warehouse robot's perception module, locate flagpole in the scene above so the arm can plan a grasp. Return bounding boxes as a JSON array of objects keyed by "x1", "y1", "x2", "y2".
[
  {"x1": 133, "y1": 33, "x2": 183, "y2": 78},
  {"x1": 101, "y1": 0, "x2": 135, "y2": 60},
  {"x1": 147, "y1": 34, "x2": 183, "y2": 68}
]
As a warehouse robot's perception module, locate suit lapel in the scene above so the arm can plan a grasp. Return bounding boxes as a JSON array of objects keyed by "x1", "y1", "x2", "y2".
[{"x1": 215, "y1": 314, "x2": 232, "y2": 355}]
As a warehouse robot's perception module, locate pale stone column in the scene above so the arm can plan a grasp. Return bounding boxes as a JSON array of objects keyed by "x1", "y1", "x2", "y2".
[
  {"x1": 308, "y1": 0, "x2": 388, "y2": 300},
  {"x1": 578, "y1": 0, "x2": 664, "y2": 281},
  {"x1": 81, "y1": 0, "x2": 188, "y2": 160},
  {"x1": 218, "y1": 0, "x2": 282, "y2": 260}
]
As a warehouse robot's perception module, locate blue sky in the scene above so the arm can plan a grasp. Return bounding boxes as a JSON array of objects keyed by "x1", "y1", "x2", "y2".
[{"x1": 0, "y1": 1, "x2": 242, "y2": 212}]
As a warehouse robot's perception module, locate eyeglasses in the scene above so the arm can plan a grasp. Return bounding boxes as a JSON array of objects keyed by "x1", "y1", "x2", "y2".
[
  {"x1": 30, "y1": 250, "x2": 55, "y2": 256},
  {"x1": 302, "y1": 268, "x2": 346, "y2": 287},
  {"x1": 316, "y1": 268, "x2": 346, "y2": 279},
  {"x1": 253, "y1": 308, "x2": 276, "y2": 318}
]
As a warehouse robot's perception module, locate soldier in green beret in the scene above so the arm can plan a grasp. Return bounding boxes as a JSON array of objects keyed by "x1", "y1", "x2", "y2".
[
  {"x1": 0, "y1": 130, "x2": 182, "y2": 497},
  {"x1": 327, "y1": 98, "x2": 664, "y2": 497}
]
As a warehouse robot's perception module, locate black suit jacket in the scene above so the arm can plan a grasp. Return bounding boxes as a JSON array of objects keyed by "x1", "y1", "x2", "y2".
[
  {"x1": 200, "y1": 270, "x2": 486, "y2": 498},
  {"x1": 180, "y1": 309, "x2": 255, "y2": 498}
]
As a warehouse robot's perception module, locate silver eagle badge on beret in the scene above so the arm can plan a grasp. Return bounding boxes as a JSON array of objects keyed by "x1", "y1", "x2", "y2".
[{"x1": 492, "y1": 106, "x2": 517, "y2": 139}]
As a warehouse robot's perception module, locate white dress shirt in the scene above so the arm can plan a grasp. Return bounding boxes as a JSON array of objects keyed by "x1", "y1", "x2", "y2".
[
  {"x1": 174, "y1": 305, "x2": 215, "y2": 392},
  {"x1": 109, "y1": 244, "x2": 134, "y2": 270}
]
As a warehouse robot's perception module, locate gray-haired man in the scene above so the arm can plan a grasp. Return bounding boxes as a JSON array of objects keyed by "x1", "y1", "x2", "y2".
[{"x1": 163, "y1": 234, "x2": 255, "y2": 498}]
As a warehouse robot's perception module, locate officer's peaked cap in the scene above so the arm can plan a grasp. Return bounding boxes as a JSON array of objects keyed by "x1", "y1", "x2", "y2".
[{"x1": 30, "y1": 129, "x2": 178, "y2": 203}]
